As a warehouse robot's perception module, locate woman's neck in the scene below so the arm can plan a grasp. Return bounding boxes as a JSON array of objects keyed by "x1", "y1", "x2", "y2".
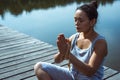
[{"x1": 79, "y1": 29, "x2": 98, "y2": 40}]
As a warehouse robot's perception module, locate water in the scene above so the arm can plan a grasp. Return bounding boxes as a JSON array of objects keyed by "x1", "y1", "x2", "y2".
[{"x1": 0, "y1": 0, "x2": 120, "y2": 71}]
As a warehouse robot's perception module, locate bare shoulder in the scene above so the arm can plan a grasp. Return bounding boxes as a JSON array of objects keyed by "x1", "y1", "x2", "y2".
[
  {"x1": 94, "y1": 39, "x2": 108, "y2": 56},
  {"x1": 69, "y1": 33, "x2": 78, "y2": 42},
  {"x1": 96, "y1": 38, "x2": 107, "y2": 44}
]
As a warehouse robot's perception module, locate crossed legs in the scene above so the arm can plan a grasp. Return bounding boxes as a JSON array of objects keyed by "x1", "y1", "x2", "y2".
[{"x1": 34, "y1": 62, "x2": 51, "y2": 80}]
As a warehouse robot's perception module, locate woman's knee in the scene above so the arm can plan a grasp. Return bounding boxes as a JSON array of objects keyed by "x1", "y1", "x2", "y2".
[
  {"x1": 34, "y1": 62, "x2": 51, "y2": 80},
  {"x1": 34, "y1": 62, "x2": 44, "y2": 78},
  {"x1": 34, "y1": 62, "x2": 42, "y2": 73}
]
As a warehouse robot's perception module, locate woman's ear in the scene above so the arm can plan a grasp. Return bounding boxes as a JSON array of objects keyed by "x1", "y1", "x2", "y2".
[{"x1": 90, "y1": 18, "x2": 96, "y2": 27}]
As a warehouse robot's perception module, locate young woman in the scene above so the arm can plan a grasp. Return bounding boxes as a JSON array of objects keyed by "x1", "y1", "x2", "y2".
[{"x1": 34, "y1": 1, "x2": 108, "y2": 80}]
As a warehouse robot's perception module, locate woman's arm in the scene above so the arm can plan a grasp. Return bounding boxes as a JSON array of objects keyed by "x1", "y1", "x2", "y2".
[
  {"x1": 54, "y1": 34, "x2": 73, "y2": 63},
  {"x1": 54, "y1": 52, "x2": 64, "y2": 63},
  {"x1": 54, "y1": 34, "x2": 69, "y2": 63},
  {"x1": 69, "y1": 39, "x2": 108, "y2": 77}
]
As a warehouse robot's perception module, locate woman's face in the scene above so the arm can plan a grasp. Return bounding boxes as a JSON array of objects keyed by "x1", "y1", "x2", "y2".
[{"x1": 74, "y1": 9, "x2": 91, "y2": 33}]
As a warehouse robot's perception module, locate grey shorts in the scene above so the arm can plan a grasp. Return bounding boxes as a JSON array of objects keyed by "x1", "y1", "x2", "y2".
[{"x1": 40, "y1": 62, "x2": 74, "y2": 80}]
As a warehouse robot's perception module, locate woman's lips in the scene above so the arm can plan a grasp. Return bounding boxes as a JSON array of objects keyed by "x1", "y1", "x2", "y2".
[{"x1": 76, "y1": 27, "x2": 80, "y2": 30}]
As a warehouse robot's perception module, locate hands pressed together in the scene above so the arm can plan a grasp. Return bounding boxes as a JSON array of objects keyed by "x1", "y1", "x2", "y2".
[{"x1": 55, "y1": 34, "x2": 71, "y2": 62}]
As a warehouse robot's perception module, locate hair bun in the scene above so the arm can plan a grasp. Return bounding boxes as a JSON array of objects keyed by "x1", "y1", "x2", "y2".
[{"x1": 90, "y1": 0, "x2": 98, "y2": 9}]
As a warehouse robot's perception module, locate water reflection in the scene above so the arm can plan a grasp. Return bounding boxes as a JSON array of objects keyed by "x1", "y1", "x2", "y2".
[{"x1": 0, "y1": 0, "x2": 114, "y2": 18}]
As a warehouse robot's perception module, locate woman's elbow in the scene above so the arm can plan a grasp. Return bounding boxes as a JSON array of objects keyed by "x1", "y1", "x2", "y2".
[
  {"x1": 54, "y1": 53, "x2": 63, "y2": 63},
  {"x1": 86, "y1": 72, "x2": 96, "y2": 77},
  {"x1": 86, "y1": 68, "x2": 97, "y2": 77},
  {"x1": 54, "y1": 58, "x2": 61, "y2": 63}
]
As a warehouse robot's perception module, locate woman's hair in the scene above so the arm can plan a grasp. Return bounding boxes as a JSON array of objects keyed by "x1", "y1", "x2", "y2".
[{"x1": 76, "y1": 0, "x2": 98, "y2": 21}]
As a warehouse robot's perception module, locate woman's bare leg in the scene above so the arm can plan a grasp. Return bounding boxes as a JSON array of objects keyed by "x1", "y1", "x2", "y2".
[{"x1": 34, "y1": 62, "x2": 51, "y2": 80}]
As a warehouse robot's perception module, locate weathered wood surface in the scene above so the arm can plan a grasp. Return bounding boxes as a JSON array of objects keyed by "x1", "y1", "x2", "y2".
[{"x1": 0, "y1": 25, "x2": 119, "y2": 80}]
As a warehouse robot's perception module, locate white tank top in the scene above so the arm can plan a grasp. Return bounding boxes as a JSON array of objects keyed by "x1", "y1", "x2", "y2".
[{"x1": 70, "y1": 33, "x2": 106, "y2": 80}]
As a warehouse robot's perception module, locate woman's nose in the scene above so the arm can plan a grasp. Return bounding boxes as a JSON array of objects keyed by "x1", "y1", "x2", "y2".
[{"x1": 75, "y1": 20, "x2": 80, "y2": 26}]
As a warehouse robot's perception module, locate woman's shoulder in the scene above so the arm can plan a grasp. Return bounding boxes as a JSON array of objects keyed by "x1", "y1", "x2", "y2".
[
  {"x1": 69, "y1": 33, "x2": 79, "y2": 42},
  {"x1": 94, "y1": 34, "x2": 108, "y2": 56},
  {"x1": 97, "y1": 34, "x2": 106, "y2": 40},
  {"x1": 94, "y1": 34, "x2": 107, "y2": 46},
  {"x1": 93, "y1": 34, "x2": 106, "y2": 44}
]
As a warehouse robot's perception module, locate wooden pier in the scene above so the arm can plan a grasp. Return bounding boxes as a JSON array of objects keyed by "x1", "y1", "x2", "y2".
[{"x1": 0, "y1": 25, "x2": 119, "y2": 80}]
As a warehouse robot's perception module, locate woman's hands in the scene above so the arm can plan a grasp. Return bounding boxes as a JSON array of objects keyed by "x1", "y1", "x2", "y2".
[
  {"x1": 54, "y1": 34, "x2": 70, "y2": 63},
  {"x1": 56, "y1": 34, "x2": 70, "y2": 60}
]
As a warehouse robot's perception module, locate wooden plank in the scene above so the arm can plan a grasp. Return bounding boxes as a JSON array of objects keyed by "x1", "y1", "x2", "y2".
[
  {"x1": 0, "y1": 41, "x2": 45, "y2": 58},
  {"x1": 0, "y1": 34, "x2": 30, "y2": 44},
  {"x1": 0, "y1": 50, "x2": 56, "y2": 79},
  {"x1": 0, "y1": 35, "x2": 30, "y2": 44},
  {"x1": 103, "y1": 68, "x2": 119, "y2": 79},
  {"x1": 3, "y1": 60, "x2": 54, "y2": 80},
  {"x1": 0, "y1": 48, "x2": 57, "y2": 74},
  {"x1": 104, "y1": 66, "x2": 109, "y2": 71},
  {"x1": 0, "y1": 30, "x2": 22, "y2": 36},
  {"x1": 0, "y1": 28, "x2": 18, "y2": 34},
  {"x1": 0, "y1": 43, "x2": 55, "y2": 63},
  {"x1": 0, "y1": 40, "x2": 48, "y2": 57},
  {"x1": 0, "y1": 39, "x2": 40, "y2": 52},
  {"x1": 106, "y1": 73, "x2": 120, "y2": 80},
  {"x1": 0, "y1": 43, "x2": 49, "y2": 65},
  {"x1": 1, "y1": 53, "x2": 68, "y2": 80},
  {"x1": 0, "y1": 33, "x2": 28, "y2": 41},
  {"x1": 0, "y1": 39, "x2": 44, "y2": 57},
  {"x1": 0, "y1": 37, "x2": 37, "y2": 48},
  {"x1": 0, "y1": 45, "x2": 55, "y2": 69},
  {"x1": 0, "y1": 42, "x2": 46, "y2": 61},
  {"x1": 24, "y1": 76, "x2": 37, "y2": 80}
]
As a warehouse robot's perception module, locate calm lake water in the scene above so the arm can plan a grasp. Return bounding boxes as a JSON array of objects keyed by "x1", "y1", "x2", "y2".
[{"x1": 0, "y1": 0, "x2": 120, "y2": 71}]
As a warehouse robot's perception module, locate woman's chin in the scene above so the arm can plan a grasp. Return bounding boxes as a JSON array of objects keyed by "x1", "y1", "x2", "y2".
[{"x1": 76, "y1": 30, "x2": 81, "y2": 32}]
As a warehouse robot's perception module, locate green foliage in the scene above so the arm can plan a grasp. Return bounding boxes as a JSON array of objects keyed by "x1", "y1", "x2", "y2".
[{"x1": 0, "y1": 0, "x2": 114, "y2": 16}]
